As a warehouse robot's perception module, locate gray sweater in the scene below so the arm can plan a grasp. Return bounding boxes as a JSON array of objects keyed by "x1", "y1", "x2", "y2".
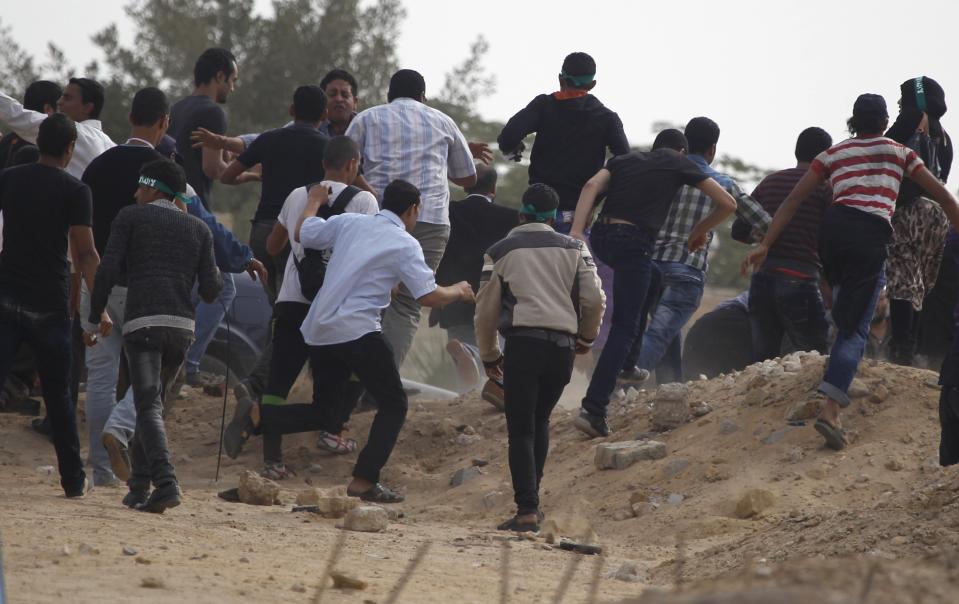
[{"x1": 90, "y1": 200, "x2": 222, "y2": 333}]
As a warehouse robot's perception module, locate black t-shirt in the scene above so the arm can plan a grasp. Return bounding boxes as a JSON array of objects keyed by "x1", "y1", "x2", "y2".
[
  {"x1": 600, "y1": 149, "x2": 708, "y2": 231},
  {"x1": 169, "y1": 95, "x2": 227, "y2": 209},
  {"x1": 0, "y1": 164, "x2": 93, "y2": 313},
  {"x1": 82, "y1": 144, "x2": 163, "y2": 256},
  {"x1": 0, "y1": 132, "x2": 31, "y2": 169},
  {"x1": 238, "y1": 123, "x2": 328, "y2": 222}
]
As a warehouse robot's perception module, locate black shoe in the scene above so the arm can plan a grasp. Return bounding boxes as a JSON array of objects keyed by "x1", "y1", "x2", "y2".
[
  {"x1": 122, "y1": 489, "x2": 150, "y2": 508},
  {"x1": 617, "y1": 366, "x2": 650, "y2": 385},
  {"x1": 64, "y1": 477, "x2": 90, "y2": 498},
  {"x1": 573, "y1": 409, "x2": 610, "y2": 438},
  {"x1": 224, "y1": 383, "x2": 256, "y2": 459},
  {"x1": 136, "y1": 483, "x2": 181, "y2": 514}
]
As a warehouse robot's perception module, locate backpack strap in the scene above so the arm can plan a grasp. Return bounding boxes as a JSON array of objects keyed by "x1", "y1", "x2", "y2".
[{"x1": 330, "y1": 185, "x2": 362, "y2": 215}]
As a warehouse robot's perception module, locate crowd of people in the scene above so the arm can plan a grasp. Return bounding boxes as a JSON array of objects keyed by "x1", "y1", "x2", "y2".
[{"x1": 1, "y1": 47, "x2": 958, "y2": 533}]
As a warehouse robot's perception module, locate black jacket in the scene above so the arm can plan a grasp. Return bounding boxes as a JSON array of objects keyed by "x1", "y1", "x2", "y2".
[
  {"x1": 433, "y1": 195, "x2": 517, "y2": 328},
  {"x1": 497, "y1": 93, "x2": 629, "y2": 211}
]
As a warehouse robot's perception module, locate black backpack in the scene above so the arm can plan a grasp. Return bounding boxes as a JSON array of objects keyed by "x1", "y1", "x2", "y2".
[{"x1": 294, "y1": 184, "x2": 362, "y2": 300}]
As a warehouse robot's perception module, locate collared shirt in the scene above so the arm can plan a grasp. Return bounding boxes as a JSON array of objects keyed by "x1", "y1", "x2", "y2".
[
  {"x1": 0, "y1": 92, "x2": 115, "y2": 179},
  {"x1": 654, "y1": 154, "x2": 771, "y2": 271},
  {"x1": 345, "y1": 98, "x2": 476, "y2": 226},
  {"x1": 299, "y1": 210, "x2": 436, "y2": 346}
]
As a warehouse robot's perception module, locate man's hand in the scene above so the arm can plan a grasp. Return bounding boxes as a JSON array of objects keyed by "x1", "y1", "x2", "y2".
[
  {"x1": 575, "y1": 342, "x2": 592, "y2": 355},
  {"x1": 687, "y1": 228, "x2": 709, "y2": 252},
  {"x1": 308, "y1": 184, "x2": 331, "y2": 208},
  {"x1": 82, "y1": 331, "x2": 99, "y2": 347},
  {"x1": 246, "y1": 258, "x2": 268, "y2": 283},
  {"x1": 236, "y1": 171, "x2": 261, "y2": 184},
  {"x1": 741, "y1": 243, "x2": 768, "y2": 276},
  {"x1": 468, "y1": 141, "x2": 493, "y2": 165},
  {"x1": 191, "y1": 127, "x2": 225, "y2": 150},
  {"x1": 98, "y1": 311, "x2": 113, "y2": 337},
  {"x1": 452, "y1": 280, "x2": 476, "y2": 303},
  {"x1": 485, "y1": 359, "x2": 503, "y2": 382}
]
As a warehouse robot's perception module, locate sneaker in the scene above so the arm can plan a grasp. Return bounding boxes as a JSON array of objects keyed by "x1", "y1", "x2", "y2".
[
  {"x1": 572, "y1": 409, "x2": 610, "y2": 438},
  {"x1": 224, "y1": 383, "x2": 256, "y2": 459},
  {"x1": 122, "y1": 489, "x2": 150, "y2": 508},
  {"x1": 186, "y1": 370, "x2": 223, "y2": 388},
  {"x1": 617, "y1": 366, "x2": 650, "y2": 385},
  {"x1": 316, "y1": 431, "x2": 358, "y2": 455},
  {"x1": 481, "y1": 379, "x2": 505, "y2": 412},
  {"x1": 101, "y1": 431, "x2": 132, "y2": 482},
  {"x1": 136, "y1": 482, "x2": 182, "y2": 514}
]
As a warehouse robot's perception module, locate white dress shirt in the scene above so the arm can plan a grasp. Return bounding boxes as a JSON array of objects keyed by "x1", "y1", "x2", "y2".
[
  {"x1": 299, "y1": 210, "x2": 436, "y2": 346},
  {"x1": 345, "y1": 98, "x2": 476, "y2": 226},
  {"x1": 276, "y1": 181, "x2": 379, "y2": 304},
  {"x1": 0, "y1": 91, "x2": 115, "y2": 179}
]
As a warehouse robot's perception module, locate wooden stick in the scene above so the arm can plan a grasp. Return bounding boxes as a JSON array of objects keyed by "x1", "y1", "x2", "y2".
[{"x1": 384, "y1": 540, "x2": 433, "y2": 604}]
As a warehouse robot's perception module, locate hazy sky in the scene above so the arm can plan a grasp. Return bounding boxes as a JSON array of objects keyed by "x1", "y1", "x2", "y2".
[{"x1": 4, "y1": 0, "x2": 958, "y2": 172}]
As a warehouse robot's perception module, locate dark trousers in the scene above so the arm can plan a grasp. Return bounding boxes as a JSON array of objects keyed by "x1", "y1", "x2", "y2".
[
  {"x1": 504, "y1": 336, "x2": 574, "y2": 515},
  {"x1": 249, "y1": 219, "x2": 289, "y2": 304},
  {"x1": 939, "y1": 386, "x2": 959, "y2": 466},
  {"x1": 583, "y1": 222, "x2": 655, "y2": 416},
  {"x1": 889, "y1": 299, "x2": 921, "y2": 365},
  {"x1": 624, "y1": 263, "x2": 683, "y2": 383},
  {"x1": 748, "y1": 271, "x2": 829, "y2": 361},
  {"x1": 124, "y1": 327, "x2": 192, "y2": 491},
  {"x1": 313, "y1": 332, "x2": 406, "y2": 483},
  {"x1": 0, "y1": 295, "x2": 85, "y2": 493}
]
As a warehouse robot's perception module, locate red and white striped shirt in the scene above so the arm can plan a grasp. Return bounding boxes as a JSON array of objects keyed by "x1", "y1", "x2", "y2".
[{"x1": 810, "y1": 136, "x2": 924, "y2": 223}]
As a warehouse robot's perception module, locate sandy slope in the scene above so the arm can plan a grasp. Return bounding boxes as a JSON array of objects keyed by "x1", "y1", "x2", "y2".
[{"x1": 2, "y1": 352, "x2": 959, "y2": 603}]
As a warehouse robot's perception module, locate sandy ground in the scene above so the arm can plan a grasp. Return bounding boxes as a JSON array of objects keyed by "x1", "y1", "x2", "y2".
[{"x1": 3, "y1": 342, "x2": 959, "y2": 602}]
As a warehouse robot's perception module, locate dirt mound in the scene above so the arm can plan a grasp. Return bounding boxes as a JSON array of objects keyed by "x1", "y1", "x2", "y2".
[{"x1": 2, "y1": 353, "x2": 959, "y2": 602}]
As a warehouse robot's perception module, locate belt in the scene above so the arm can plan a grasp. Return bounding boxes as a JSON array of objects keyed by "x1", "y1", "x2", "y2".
[{"x1": 507, "y1": 328, "x2": 576, "y2": 348}]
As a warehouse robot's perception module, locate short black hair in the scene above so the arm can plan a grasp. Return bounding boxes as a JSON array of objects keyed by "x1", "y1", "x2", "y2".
[
  {"x1": 68, "y1": 77, "x2": 105, "y2": 119},
  {"x1": 387, "y1": 69, "x2": 425, "y2": 102},
  {"x1": 320, "y1": 69, "x2": 358, "y2": 98},
  {"x1": 322, "y1": 135, "x2": 360, "y2": 169},
  {"x1": 794, "y1": 127, "x2": 833, "y2": 163},
  {"x1": 652, "y1": 128, "x2": 688, "y2": 152},
  {"x1": 23, "y1": 80, "x2": 62, "y2": 113},
  {"x1": 194, "y1": 47, "x2": 236, "y2": 86},
  {"x1": 465, "y1": 163, "x2": 497, "y2": 195},
  {"x1": 140, "y1": 158, "x2": 187, "y2": 200},
  {"x1": 382, "y1": 179, "x2": 421, "y2": 215},
  {"x1": 560, "y1": 52, "x2": 596, "y2": 89},
  {"x1": 685, "y1": 117, "x2": 720, "y2": 155},
  {"x1": 292, "y1": 85, "x2": 328, "y2": 122},
  {"x1": 520, "y1": 183, "x2": 559, "y2": 222},
  {"x1": 130, "y1": 87, "x2": 169, "y2": 126},
  {"x1": 36, "y1": 113, "x2": 77, "y2": 157}
]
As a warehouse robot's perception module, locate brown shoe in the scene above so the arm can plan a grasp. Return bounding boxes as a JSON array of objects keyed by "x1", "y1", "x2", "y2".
[
  {"x1": 481, "y1": 378, "x2": 505, "y2": 412},
  {"x1": 101, "y1": 431, "x2": 132, "y2": 482}
]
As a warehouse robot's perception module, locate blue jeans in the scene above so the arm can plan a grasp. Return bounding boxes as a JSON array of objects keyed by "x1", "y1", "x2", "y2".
[
  {"x1": 582, "y1": 222, "x2": 655, "y2": 416},
  {"x1": 819, "y1": 270, "x2": 886, "y2": 407},
  {"x1": 636, "y1": 261, "x2": 704, "y2": 374},
  {"x1": 748, "y1": 271, "x2": 829, "y2": 361},
  {"x1": 185, "y1": 272, "x2": 236, "y2": 374}
]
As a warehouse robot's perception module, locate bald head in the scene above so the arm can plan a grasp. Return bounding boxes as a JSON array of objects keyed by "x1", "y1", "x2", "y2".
[{"x1": 465, "y1": 163, "x2": 497, "y2": 196}]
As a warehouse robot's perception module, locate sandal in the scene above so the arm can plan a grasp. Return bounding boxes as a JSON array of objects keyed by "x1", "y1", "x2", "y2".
[
  {"x1": 260, "y1": 462, "x2": 296, "y2": 481},
  {"x1": 347, "y1": 482, "x2": 404, "y2": 504},
  {"x1": 497, "y1": 515, "x2": 540, "y2": 533},
  {"x1": 814, "y1": 418, "x2": 847, "y2": 451},
  {"x1": 317, "y1": 431, "x2": 357, "y2": 455}
]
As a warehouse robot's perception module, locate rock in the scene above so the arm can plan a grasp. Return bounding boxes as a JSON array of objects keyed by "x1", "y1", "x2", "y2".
[
  {"x1": 342, "y1": 506, "x2": 389, "y2": 533},
  {"x1": 666, "y1": 493, "x2": 684, "y2": 505},
  {"x1": 848, "y1": 378, "x2": 869, "y2": 398},
  {"x1": 594, "y1": 440, "x2": 667, "y2": 470},
  {"x1": 140, "y1": 578, "x2": 164, "y2": 589},
  {"x1": 885, "y1": 458, "x2": 904, "y2": 472},
  {"x1": 698, "y1": 374, "x2": 708, "y2": 381},
  {"x1": 612, "y1": 508, "x2": 635, "y2": 521},
  {"x1": 295, "y1": 487, "x2": 359, "y2": 518},
  {"x1": 60, "y1": 545, "x2": 71, "y2": 556},
  {"x1": 123, "y1": 546, "x2": 138, "y2": 556},
  {"x1": 450, "y1": 466, "x2": 482, "y2": 487},
  {"x1": 610, "y1": 562, "x2": 645, "y2": 583},
  {"x1": 704, "y1": 465, "x2": 730, "y2": 482},
  {"x1": 454, "y1": 433, "x2": 482, "y2": 446},
  {"x1": 785, "y1": 398, "x2": 821, "y2": 422},
  {"x1": 722, "y1": 376, "x2": 736, "y2": 388},
  {"x1": 662, "y1": 458, "x2": 690, "y2": 478},
  {"x1": 690, "y1": 401, "x2": 713, "y2": 417},
  {"x1": 783, "y1": 360, "x2": 802, "y2": 373},
  {"x1": 655, "y1": 382, "x2": 689, "y2": 401},
  {"x1": 330, "y1": 572, "x2": 368, "y2": 590},
  {"x1": 471, "y1": 458, "x2": 489, "y2": 467},
  {"x1": 290, "y1": 583, "x2": 307, "y2": 593},
  {"x1": 461, "y1": 425, "x2": 477, "y2": 435},
  {"x1": 869, "y1": 385, "x2": 889, "y2": 404},
  {"x1": 78, "y1": 543, "x2": 99, "y2": 555},
  {"x1": 786, "y1": 448, "x2": 804, "y2": 463},
  {"x1": 625, "y1": 387, "x2": 640, "y2": 402},
  {"x1": 482, "y1": 490, "x2": 509, "y2": 510},
  {"x1": 734, "y1": 489, "x2": 775, "y2": 519},
  {"x1": 135, "y1": 556, "x2": 151, "y2": 565},
  {"x1": 719, "y1": 418, "x2": 740, "y2": 435},
  {"x1": 238, "y1": 470, "x2": 280, "y2": 506},
  {"x1": 308, "y1": 463, "x2": 324, "y2": 474},
  {"x1": 890, "y1": 535, "x2": 910, "y2": 546},
  {"x1": 651, "y1": 398, "x2": 689, "y2": 431}
]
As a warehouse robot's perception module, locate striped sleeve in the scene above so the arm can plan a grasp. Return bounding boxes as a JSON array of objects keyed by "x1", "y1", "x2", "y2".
[{"x1": 903, "y1": 148, "x2": 924, "y2": 177}]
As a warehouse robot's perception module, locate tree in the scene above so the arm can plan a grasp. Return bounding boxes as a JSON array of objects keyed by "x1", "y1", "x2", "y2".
[{"x1": 0, "y1": 18, "x2": 39, "y2": 99}]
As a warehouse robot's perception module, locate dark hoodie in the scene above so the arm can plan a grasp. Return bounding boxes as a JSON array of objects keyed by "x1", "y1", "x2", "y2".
[
  {"x1": 498, "y1": 92, "x2": 629, "y2": 211},
  {"x1": 885, "y1": 76, "x2": 952, "y2": 202}
]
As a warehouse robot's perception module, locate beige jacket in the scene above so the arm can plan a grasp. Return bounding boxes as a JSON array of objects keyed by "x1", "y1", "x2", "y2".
[{"x1": 474, "y1": 222, "x2": 606, "y2": 363}]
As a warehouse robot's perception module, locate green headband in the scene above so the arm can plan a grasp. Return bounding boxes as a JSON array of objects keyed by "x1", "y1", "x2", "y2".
[
  {"x1": 138, "y1": 175, "x2": 192, "y2": 205},
  {"x1": 559, "y1": 71, "x2": 595, "y2": 87},
  {"x1": 521, "y1": 203, "x2": 556, "y2": 222},
  {"x1": 914, "y1": 77, "x2": 927, "y2": 112}
]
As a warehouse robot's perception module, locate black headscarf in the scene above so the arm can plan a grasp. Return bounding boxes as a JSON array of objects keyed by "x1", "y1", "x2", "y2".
[{"x1": 886, "y1": 76, "x2": 952, "y2": 194}]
